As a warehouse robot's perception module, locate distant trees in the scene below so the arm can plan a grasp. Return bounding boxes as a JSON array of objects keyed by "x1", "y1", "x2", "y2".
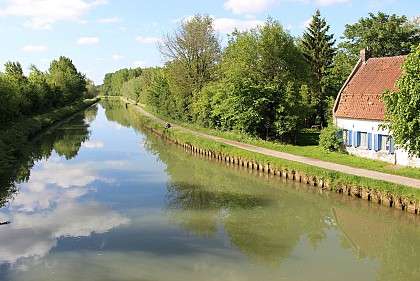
[
  {"x1": 101, "y1": 68, "x2": 142, "y2": 97},
  {"x1": 382, "y1": 44, "x2": 420, "y2": 156},
  {"x1": 0, "y1": 56, "x2": 87, "y2": 125},
  {"x1": 340, "y1": 12, "x2": 420, "y2": 57},
  {"x1": 301, "y1": 9, "x2": 336, "y2": 127}
]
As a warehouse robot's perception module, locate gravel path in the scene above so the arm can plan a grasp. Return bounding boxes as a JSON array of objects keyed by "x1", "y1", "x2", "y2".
[{"x1": 134, "y1": 105, "x2": 420, "y2": 189}]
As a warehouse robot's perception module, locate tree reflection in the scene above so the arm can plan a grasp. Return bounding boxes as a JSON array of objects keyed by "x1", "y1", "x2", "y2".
[
  {"x1": 151, "y1": 138, "x2": 332, "y2": 269},
  {"x1": 100, "y1": 99, "x2": 420, "y2": 279},
  {"x1": 0, "y1": 106, "x2": 97, "y2": 207}
]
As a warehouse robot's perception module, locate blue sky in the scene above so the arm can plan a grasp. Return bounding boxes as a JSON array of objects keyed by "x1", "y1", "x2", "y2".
[{"x1": 0, "y1": 0, "x2": 419, "y2": 85}]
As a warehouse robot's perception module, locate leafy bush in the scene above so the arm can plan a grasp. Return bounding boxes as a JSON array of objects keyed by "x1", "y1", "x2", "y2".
[{"x1": 319, "y1": 124, "x2": 343, "y2": 152}]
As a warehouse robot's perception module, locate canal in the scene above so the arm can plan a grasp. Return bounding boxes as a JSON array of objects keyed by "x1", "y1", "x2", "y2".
[{"x1": 0, "y1": 100, "x2": 419, "y2": 281}]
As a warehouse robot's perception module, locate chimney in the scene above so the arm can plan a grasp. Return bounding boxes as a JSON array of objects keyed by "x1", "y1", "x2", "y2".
[{"x1": 360, "y1": 49, "x2": 372, "y2": 63}]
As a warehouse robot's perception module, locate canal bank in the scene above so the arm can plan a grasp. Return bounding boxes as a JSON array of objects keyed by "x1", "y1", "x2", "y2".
[{"x1": 123, "y1": 100, "x2": 420, "y2": 216}]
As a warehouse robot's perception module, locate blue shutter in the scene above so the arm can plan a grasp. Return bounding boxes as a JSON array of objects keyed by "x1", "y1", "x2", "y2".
[
  {"x1": 368, "y1": 133, "x2": 372, "y2": 150},
  {"x1": 355, "y1": 131, "x2": 359, "y2": 147},
  {"x1": 389, "y1": 137, "x2": 395, "y2": 154},
  {"x1": 348, "y1": 130, "x2": 353, "y2": 146},
  {"x1": 374, "y1": 134, "x2": 379, "y2": 151},
  {"x1": 337, "y1": 130, "x2": 343, "y2": 139}
]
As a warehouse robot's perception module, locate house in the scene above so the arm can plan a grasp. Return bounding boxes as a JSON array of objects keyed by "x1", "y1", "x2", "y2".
[{"x1": 333, "y1": 49, "x2": 420, "y2": 168}]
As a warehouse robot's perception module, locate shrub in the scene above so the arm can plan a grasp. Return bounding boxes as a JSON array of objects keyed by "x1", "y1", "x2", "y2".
[{"x1": 319, "y1": 124, "x2": 343, "y2": 152}]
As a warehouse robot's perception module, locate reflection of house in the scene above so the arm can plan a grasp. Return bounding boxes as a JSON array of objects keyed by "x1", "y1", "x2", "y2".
[{"x1": 333, "y1": 50, "x2": 420, "y2": 167}]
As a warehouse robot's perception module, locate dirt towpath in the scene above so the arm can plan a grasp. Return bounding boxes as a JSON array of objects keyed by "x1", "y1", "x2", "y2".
[{"x1": 134, "y1": 105, "x2": 420, "y2": 189}]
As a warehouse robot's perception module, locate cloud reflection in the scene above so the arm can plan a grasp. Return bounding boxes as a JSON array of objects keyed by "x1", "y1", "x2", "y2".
[{"x1": 0, "y1": 158, "x2": 129, "y2": 268}]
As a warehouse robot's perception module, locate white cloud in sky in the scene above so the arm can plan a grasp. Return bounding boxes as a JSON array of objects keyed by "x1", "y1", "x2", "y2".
[
  {"x1": 223, "y1": 0, "x2": 277, "y2": 15},
  {"x1": 97, "y1": 17, "x2": 123, "y2": 24},
  {"x1": 4, "y1": 0, "x2": 108, "y2": 30},
  {"x1": 21, "y1": 45, "x2": 48, "y2": 52},
  {"x1": 299, "y1": 18, "x2": 312, "y2": 29},
  {"x1": 133, "y1": 60, "x2": 147, "y2": 68},
  {"x1": 76, "y1": 36, "x2": 100, "y2": 45},
  {"x1": 316, "y1": 0, "x2": 350, "y2": 6},
  {"x1": 214, "y1": 18, "x2": 264, "y2": 34},
  {"x1": 82, "y1": 140, "x2": 105, "y2": 148},
  {"x1": 136, "y1": 36, "x2": 160, "y2": 44},
  {"x1": 112, "y1": 54, "x2": 125, "y2": 61}
]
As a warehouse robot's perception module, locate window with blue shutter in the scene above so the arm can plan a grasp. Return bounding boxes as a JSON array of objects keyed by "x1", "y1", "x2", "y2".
[
  {"x1": 389, "y1": 137, "x2": 395, "y2": 154},
  {"x1": 348, "y1": 130, "x2": 353, "y2": 146},
  {"x1": 368, "y1": 133, "x2": 372, "y2": 150},
  {"x1": 373, "y1": 134, "x2": 379, "y2": 151},
  {"x1": 355, "y1": 131, "x2": 359, "y2": 147}
]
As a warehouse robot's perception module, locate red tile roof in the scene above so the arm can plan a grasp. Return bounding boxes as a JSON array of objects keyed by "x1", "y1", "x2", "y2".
[{"x1": 334, "y1": 55, "x2": 405, "y2": 120}]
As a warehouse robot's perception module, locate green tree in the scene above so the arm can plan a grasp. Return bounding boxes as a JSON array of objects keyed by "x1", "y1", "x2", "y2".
[
  {"x1": 301, "y1": 9, "x2": 336, "y2": 127},
  {"x1": 28, "y1": 65, "x2": 55, "y2": 112},
  {"x1": 340, "y1": 12, "x2": 420, "y2": 57},
  {"x1": 382, "y1": 44, "x2": 420, "y2": 156},
  {"x1": 218, "y1": 18, "x2": 307, "y2": 141},
  {"x1": 48, "y1": 56, "x2": 86, "y2": 105},
  {"x1": 158, "y1": 14, "x2": 221, "y2": 120}
]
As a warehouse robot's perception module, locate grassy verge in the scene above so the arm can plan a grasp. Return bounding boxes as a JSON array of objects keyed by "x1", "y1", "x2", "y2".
[
  {"x1": 138, "y1": 104, "x2": 420, "y2": 180},
  {"x1": 127, "y1": 102, "x2": 420, "y2": 205}
]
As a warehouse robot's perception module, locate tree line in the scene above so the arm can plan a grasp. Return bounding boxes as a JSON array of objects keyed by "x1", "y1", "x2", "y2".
[
  {"x1": 100, "y1": 11, "x2": 419, "y2": 144},
  {"x1": 0, "y1": 56, "x2": 97, "y2": 125}
]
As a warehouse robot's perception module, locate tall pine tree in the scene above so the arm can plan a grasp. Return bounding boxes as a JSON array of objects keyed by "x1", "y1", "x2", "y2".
[{"x1": 302, "y1": 9, "x2": 336, "y2": 127}]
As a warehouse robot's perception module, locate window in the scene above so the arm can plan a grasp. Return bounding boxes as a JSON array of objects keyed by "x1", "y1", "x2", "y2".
[
  {"x1": 380, "y1": 135, "x2": 389, "y2": 151},
  {"x1": 343, "y1": 130, "x2": 348, "y2": 146},
  {"x1": 359, "y1": 132, "x2": 368, "y2": 147}
]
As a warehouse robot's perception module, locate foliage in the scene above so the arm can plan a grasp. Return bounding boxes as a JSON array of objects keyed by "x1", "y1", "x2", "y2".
[
  {"x1": 0, "y1": 56, "x2": 88, "y2": 125},
  {"x1": 340, "y1": 12, "x2": 420, "y2": 57},
  {"x1": 382, "y1": 44, "x2": 420, "y2": 156},
  {"x1": 48, "y1": 56, "x2": 87, "y2": 105},
  {"x1": 319, "y1": 124, "x2": 343, "y2": 152},
  {"x1": 159, "y1": 14, "x2": 221, "y2": 92},
  {"x1": 301, "y1": 9, "x2": 336, "y2": 127},
  {"x1": 218, "y1": 18, "x2": 308, "y2": 141},
  {"x1": 101, "y1": 68, "x2": 142, "y2": 96},
  {"x1": 158, "y1": 14, "x2": 221, "y2": 120}
]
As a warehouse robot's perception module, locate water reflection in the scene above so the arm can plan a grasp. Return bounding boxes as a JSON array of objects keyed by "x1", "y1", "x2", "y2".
[
  {"x1": 0, "y1": 105, "x2": 129, "y2": 271},
  {"x1": 0, "y1": 108, "x2": 95, "y2": 207},
  {"x1": 136, "y1": 106, "x2": 420, "y2": 278}
]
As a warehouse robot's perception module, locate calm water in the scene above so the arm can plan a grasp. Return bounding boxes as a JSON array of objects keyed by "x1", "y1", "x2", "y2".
[{"x1": 0, "y1": 100, "x2": 419, "y2": 281}]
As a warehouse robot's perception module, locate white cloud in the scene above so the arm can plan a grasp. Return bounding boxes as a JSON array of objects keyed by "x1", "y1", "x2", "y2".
[
  {"x1": 82, "y1": 140, "x2": 105, "y2": 148},
  {"x1": 316, "y1": 0, "x2": 350, "y2": 5},
  {"x1": 21, "y1": 45, "x2": 48, "y2": 52},
  {"x1": 135, "y1": 36, "x2": 160, "y2": 44},
  {"x1": 97, "y1": 17, "x2": 123, "y2": 24},
  {"x1": 223, "y1": 0, "x2": 277, "y2": 15},
  {"x1": 214, "y1": 18, "x2": 264, "y2": 34},
  {"x1": 133, "y1": 60, "x2": 147, "y2": 68},
  {"x1": 299, "y1": 18, "x2": 312, "y2": 29},
  {"x1": 4, "y1": 0, "x2": 108, "y2": 30},
  {"x1": 112, "y1": 54, "x2": 125, "y2": 61},
  {"x1": 76, "y1": 36, "x2": 100, "y2": 45}
]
